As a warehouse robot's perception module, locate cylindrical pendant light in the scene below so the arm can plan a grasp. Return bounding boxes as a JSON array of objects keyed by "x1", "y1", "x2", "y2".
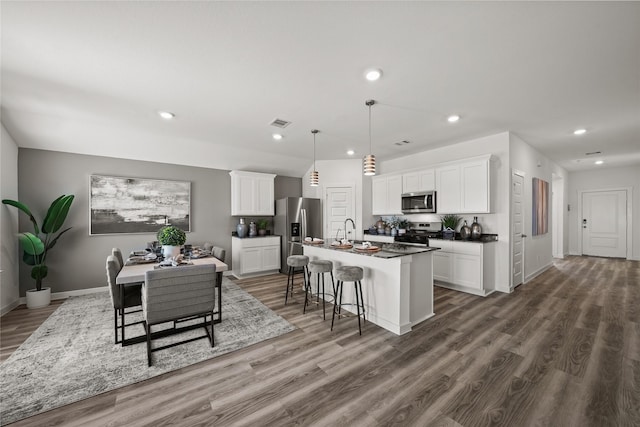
[
  {"x1": 363, "y1": 100, "x2": 376, "y2": 176},
  {"x1": 310, "y1": 129, "x2": 319, "y2": 186}
]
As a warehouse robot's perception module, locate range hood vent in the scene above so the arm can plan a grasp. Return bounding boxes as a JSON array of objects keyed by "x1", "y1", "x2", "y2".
[{"x1": 270, "y1": 118, "x2": 292, "y2": 128}]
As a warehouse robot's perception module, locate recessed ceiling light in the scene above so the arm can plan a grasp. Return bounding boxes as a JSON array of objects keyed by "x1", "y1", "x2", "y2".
[
  {"x1": 447, "y1": 115, "x2": 460, "y2": 123},
  {"x1": 158, "y1": 111, "x2": 175, "y2": 120},
  {"x1": 347, "y1": 150, "x2": 355, "y2": 156},
  {"x1": 365, "y1": 68, "x2": 382, "y2": 81},
  {"x1": 574, "y1": 128, "x2": 587, "y2": 135},
  {"x1": 272, "y1": 133, "x2": 283, "y2": 141},
  {"x1": 595, "y1": 160, "x2": 604, "y2": 165}
]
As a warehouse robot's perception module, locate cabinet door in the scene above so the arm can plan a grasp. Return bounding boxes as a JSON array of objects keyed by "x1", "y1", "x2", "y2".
[
  {"x1": 419, "y1": 169, "x2": 435, "y2": 191},
  {"x1": 262, "y1": 246, "x2": 280, "y2": 270},
  {"x1": 402, "y1": 172, "x2": 419, "y2": 193},
  {"x1": 435, "y1": 165, "x2": 461, "y2": 213},
  {"x1": 371, "y1": 177, "x2": 388, "y2": 215},
  {"x1": 432, "y1": 251, "x2": 452, "y2": 282},
  {"x1": 387, "y1": 175, "x2": 403, "y2": 214},
  {"x1": 235, "y1": 175, "x2": 256, "y2": 215},
  {"x1": 460, "y1": 160, "x2": 489, "y2": 213},
  {"x1": 240, "y1": 248, "x2": 262, "y2": 274},
  {"x1": 255, "y1": 177, "x2": 275, "y2": 215},
  {"x1": 453, "y1": 253, "x2": 482, "y2": 289}
]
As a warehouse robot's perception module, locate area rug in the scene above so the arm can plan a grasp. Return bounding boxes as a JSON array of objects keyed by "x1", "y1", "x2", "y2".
[{"x1": 0, "y1": 278, "x2": 295, "y2": 425}]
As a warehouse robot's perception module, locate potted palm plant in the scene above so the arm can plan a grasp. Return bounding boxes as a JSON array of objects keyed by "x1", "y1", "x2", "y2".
[
  {"x1": 441, "y1": 214, "x2": 462, "y2": 240},
  {"x1": 157, "y1": 225, "x2": 187, "y2": 259},
  {"x1": 2, "y1": 195, "x2": 75, "y2": 308}
]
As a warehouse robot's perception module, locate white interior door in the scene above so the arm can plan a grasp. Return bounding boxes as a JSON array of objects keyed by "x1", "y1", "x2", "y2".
[
  {"x1": 582, "y1": 190, "x2": 627, "y2": 258},
  {"x1": 511, "y1": 171, "x2": 524, "y2": 288},
  {"x1": 325, "y1": 187, "x2": 353, "y2": 241}
]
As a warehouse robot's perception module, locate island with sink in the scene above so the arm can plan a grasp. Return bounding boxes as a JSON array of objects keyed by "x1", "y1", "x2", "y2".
[{"x1": 300, "y1": 241, "x2": 439, "y2": 335}]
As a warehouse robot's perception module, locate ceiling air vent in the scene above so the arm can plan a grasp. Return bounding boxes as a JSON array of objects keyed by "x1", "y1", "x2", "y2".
[
  {"x1": 394, "y1": 140, "x2": 411, "y2": 146},
  {"x1": 585, "y1": 151, "x2": 602, "y2": 156},
  {"x1": 269, "y1": 118, "x2": 292, "y2": 128}
]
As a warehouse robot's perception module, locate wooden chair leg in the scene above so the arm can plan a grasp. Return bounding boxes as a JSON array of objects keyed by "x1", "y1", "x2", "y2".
[{"x1": 145, "y1": 322, "x2": 152, "y2": 367}]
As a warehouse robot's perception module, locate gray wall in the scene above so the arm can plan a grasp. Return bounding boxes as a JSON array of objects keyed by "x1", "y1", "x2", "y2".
[
  {"x1": 1, "y1": 124, "x2": 20, "y2": 314},
  {"x1": 17, "y1": 148, "x2": 301, "y2": 295}
]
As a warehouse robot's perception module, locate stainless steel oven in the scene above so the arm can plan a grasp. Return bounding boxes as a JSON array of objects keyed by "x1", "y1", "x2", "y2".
[{"x1": 401, "y1": 191, "x2": 436, "y2": 214}]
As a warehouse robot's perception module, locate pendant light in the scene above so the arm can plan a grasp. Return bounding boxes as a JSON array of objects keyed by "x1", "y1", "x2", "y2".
[
  {"x1": 310, "y1": 129, "x2": 319, "y2": 186},
  {"x1": 363, "y1": 99, "x2": 376, "y2": 176}
]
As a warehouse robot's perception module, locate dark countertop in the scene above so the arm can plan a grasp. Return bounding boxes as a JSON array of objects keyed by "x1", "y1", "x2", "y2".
[
  {"x1": 430, "y1": 234, "x2": 498, "y2": 243},
  {"x1": 232, "y1": 234, "x2": 281, "y2": 239},
  {"x1": 297, "y1": 241, "x2": 439, "y2": 259}
]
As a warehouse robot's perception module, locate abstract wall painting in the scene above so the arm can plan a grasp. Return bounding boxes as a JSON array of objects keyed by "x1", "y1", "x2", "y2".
[
  {"x1": 532, "y1": 177, "x2": 549, "y2": 236},
  {"x1": 90, "y1": 175, "x2": 190, "y2": 235}
]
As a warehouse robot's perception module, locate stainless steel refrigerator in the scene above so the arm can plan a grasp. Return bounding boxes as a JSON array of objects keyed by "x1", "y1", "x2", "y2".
[{"x1": 274, "y1": 197, "x2": 322, "y2": 273}]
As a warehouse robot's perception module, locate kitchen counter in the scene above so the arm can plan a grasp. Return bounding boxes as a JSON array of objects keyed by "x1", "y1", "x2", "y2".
[
  {"x1": 231, "y1": 234, "x2": 282, "y2": 239},
  {"x1": 300, "y1": 241, "x2": 436, "y2": 335},
  {"x1": 430, "y1": 234, "x2": 498, "y2": 243},
  {"x1": 299, "y1": 241, "x2": 438, "y2": 259}
]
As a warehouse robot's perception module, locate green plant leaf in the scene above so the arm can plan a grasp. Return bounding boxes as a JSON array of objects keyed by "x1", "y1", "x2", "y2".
[
  {"x1": 31, "y1": 265, "x2": 48, "y2": 280},
  {"x1": 22, "y1": 251, "x2": 38, "y2": 266},
  {"x1": 2, "y1": 199, "x2": 40, "y2": 234},
  {"x1": 18, "y1": 232, "x2": 45, "y2": 256},
  {"x1": 42, "y1": 195, "x2": 74, "y2": 234}
]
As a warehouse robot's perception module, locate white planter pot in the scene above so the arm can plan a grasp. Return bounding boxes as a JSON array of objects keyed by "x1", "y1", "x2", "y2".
[
  {"x1": 26, "y1": 287, "x2": 51, "y2": 309},
  {"x1": 162, "y1": 245, "x2": 181, "y2": 259}
]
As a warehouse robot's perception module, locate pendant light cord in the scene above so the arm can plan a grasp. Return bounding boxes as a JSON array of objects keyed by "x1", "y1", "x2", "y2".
[{"x1": 369, "y1": 104, "x2": 372, "y2": 153}]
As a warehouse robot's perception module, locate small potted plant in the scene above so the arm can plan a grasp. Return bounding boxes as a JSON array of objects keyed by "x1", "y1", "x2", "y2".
[
  {"x1": 397, "y1": 218, "x2": 410, "y2": 235},
  {"x1": 157, "y1": 225, "x2": 187, "y2": 258},
  {"x1": 2, "y1": 195, "x2": 75, "y2": 308},
  {"x1": 256, "y1": 218, "x2": 269, "y2": 236},
  {"x1": 440, "y1": 214, "x2": 462, "y2": 240}
]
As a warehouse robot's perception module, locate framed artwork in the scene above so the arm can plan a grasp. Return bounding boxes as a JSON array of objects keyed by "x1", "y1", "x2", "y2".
[
  {"x1": 90, "y1": 175, "x2": 190, "y2": 235},
  {"x1": 532, "y1": 177, "x2": 549, "y2": 236}
]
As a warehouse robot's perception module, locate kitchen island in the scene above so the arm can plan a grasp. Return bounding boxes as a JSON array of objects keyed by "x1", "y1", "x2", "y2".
[{"x1": 300, "y1": 242, "x2": 439, "y2": 335}]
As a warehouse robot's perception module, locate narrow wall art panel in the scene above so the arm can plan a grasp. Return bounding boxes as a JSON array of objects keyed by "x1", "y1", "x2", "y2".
[
  {"x1": 532, "y1": 177, "x2": 549, "y2": 236},
  {"x1": 90, "y1": 175, "x2": 190, "y2": 235}
]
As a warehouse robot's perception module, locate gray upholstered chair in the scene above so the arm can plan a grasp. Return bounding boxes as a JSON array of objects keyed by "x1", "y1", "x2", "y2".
[
  {"x1": 112, "y1": 248, "x2": 124, "y2": 271},
  {"x1": 212, "y1": 246, "x2": 226, "y2": 262},
  {"x1": 106, "y1": 255, "x2": 142, "y2": 344},
  {"x1": 142, "y1": 264, "x2": 217, "y2": 366}
]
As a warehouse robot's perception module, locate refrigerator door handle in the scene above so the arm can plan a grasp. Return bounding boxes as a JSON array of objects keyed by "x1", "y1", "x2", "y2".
[{"x1": 301, "y1": 208, "x2": 307, "y2": 239}]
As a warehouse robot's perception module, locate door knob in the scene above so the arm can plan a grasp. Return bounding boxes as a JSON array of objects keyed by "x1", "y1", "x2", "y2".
[{"x1": 521, "y1": 234, "x2": 527, "y2": 238}]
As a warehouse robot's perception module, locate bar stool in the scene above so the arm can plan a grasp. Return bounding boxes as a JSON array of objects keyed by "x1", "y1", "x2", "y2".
[
  {"x1": 285, "y1": 255, "x2": 309, "y2": 305},
  {"x1": 331, "y1": 266, "x2": 366, "y2": 335},
  {"x1": 305, "y1": 260, "x2": 335, "y2": 319}
]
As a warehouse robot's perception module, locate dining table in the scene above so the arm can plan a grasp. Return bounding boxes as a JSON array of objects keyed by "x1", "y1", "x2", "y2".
[{"x1": 116, "y1": 256, "x2": 228, "y2": 346}]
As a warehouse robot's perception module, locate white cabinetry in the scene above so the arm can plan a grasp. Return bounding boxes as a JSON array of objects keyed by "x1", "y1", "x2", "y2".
[
  {"x1": 232, "y1": 236, "x2": 281, "y2": 278},
  {"x1": 229, "y1": 171, "x2": 276, "y2": 216},
  {"x1": 435, "y1": 155, "x2": 492, "y2": 214},
  {"x1": 430, "y1": 239, "x2": 496, "y2": 296},
  {"x1": 402, "y1": 169, "x2": 435, "y2": 193},
  {"x1": 371, "y1": 174, "x2": 402, "y2": 215}
]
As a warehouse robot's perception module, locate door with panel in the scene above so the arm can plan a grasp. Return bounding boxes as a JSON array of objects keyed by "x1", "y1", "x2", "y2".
[
  {"x1": 511, "y1": 171, "x2": 524, "y2": 289},
  {"x1": 325, "y1": 187, "x2": 354, "y2": 241},
  {"x1": 582, "y1": 190, "x2": 627, "y2": 258}
]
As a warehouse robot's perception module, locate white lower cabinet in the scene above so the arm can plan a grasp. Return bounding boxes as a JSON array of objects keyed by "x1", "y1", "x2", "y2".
[
  {"x1": 430, "y1": 239, "x2": 495, "y2": 296},
  {"x1": 232, "y1": 236, "x2": 280, "y2": 278}
]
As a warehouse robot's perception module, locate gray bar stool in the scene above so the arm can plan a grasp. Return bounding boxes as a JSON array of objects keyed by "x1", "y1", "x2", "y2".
[
  {"x1": 331, "y1": 266, "x2": 366, "y2": 335},
  {"x1": 285, "y1": 255, "x2": 309, "y2": 305},
  {"x1": 305, "y1": 260, "x2": 335, "y2": 320}
]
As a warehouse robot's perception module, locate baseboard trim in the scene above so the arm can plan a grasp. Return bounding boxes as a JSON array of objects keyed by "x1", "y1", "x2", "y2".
[
  {"x1": 1, "y1": 300, "x2": 21, "y2": 317},
  {"x1": 524, "y1": 262, "x2": 553, "y2": 283}
]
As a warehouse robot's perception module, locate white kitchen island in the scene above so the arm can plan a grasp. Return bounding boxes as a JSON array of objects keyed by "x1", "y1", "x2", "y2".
[{"x1": 301, "y1": 243, "x2": 438, "y2": 335}]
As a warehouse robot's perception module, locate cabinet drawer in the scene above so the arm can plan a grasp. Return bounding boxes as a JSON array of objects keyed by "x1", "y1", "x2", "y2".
[
  {"x1": 429, "y1": 239, "x2": 453, "y2": 252},
  {"x1": 451, "y1": 241, "x2": 481, "y2": 256},
  {"x1": 240, "y1": 237, "x2": 280, "y2": 248}
]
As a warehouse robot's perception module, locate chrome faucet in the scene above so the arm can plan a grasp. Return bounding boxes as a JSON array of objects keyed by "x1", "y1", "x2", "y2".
[{"x1": 344, "y1": 218, "x2": 355, "y2": 241}]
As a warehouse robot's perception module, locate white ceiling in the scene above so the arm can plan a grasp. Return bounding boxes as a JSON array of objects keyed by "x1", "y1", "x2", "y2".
[{"x1": 2, "y1": 1, "x2": 639, "y2": 177}]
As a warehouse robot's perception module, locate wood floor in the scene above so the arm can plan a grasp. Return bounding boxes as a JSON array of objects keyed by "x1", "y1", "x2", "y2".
[{"x1": 1, "y1": 255, "x2": 639, "y2": 426}]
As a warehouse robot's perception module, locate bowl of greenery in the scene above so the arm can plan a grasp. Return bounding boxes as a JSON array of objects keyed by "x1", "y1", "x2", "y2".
[
  {"x1": 157, "y1": 225, "x2": 187, "y2": 258},
  {"x1": 440, "y1": 214, "x2": 462, "y2": 240}
]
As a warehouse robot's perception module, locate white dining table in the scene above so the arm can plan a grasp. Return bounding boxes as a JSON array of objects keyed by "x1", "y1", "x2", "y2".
[{"x1": 116, "y1": 256, "x2": 228, "y2": 346}]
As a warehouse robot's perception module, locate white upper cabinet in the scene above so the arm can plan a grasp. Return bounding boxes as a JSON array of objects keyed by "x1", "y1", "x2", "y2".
[
  {"x1": 372, "y1": 174, "x2": 402, "y2": 215},
  {"x1": 229, "y1": 171, "x2": 276, "y2": 216},
  {"x1": 402, "y1": 169, "x2": 435, "y2": 193},
  {"x1": 435, "y1": 155, "x2": 493, "y2": 214}
]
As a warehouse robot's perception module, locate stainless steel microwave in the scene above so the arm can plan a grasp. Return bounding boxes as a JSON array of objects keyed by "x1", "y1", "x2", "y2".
[{"x1": 401, "y1": 191, "x2": 436, "y2": 214}]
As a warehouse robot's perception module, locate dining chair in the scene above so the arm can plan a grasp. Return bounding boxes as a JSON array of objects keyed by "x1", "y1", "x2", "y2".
[
  {"x1": 112, "y1": 248, "x2": 124, "y2": 271},
  {"x1": 142, "y1": 264, "x2": 217, "y2": 366},
  {"x1": 212, "y1": 246, "x2": 226, "y2": 262},
  {"x1": 106, "y1": 255, "x2": 142, "y2": 344}
]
